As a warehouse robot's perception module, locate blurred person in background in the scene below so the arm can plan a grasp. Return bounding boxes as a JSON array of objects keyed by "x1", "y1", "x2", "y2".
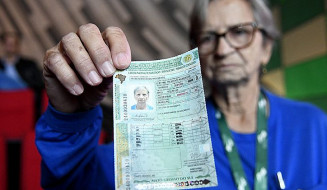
[
  {"x1": 35, "y1": 0, "x2": 327, "y2": 189},
  {"x1": 0, "y1": 32, "x2": 45, "y2": 190},
  {"x1": 0, "y1": 32, "x2": 44, "y2": 120}
]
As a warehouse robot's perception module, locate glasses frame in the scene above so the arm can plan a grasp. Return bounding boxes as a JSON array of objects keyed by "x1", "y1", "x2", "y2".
[{"x1": 198, "y1": 22, "x2": 259, "y2": 56}]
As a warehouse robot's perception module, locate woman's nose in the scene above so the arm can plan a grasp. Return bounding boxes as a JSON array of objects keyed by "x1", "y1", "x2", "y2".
[{"x1": 215, "y1": 37, "x2": 235, "y2": 56}]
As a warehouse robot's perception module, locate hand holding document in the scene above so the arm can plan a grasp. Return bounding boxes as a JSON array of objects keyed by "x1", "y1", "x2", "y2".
[{"x1": 114, "y1": 48, "x2": 218, "y2": 189}]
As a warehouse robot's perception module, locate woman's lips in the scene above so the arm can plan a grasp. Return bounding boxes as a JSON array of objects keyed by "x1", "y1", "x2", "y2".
[{"x1": 217, "y1": 63, "x2": 241, "y2": 70}]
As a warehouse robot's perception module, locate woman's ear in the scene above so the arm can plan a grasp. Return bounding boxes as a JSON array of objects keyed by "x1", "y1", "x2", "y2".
[{"x1": 261, "y1": 39, "x2": 273, "y2": 66}]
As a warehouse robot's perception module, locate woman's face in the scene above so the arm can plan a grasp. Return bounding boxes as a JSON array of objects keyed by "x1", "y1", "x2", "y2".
[
  {"x1": 134, "y1": 88, "x2": 149, "y2": 103},
  {"x1": 200, "y1": 0, "x2": 272, "y2": 85}
]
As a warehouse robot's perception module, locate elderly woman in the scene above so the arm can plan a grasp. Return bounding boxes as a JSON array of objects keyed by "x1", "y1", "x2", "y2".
[
  {"x1": 189, "y1": 0, "x2": 327, "y2": 189},
  {"x1": 36, "y1": 0, "x2": 327, "y2": 189},
  {"x1": 131, "y1": 86, "x2": 153, "y2": 110}
]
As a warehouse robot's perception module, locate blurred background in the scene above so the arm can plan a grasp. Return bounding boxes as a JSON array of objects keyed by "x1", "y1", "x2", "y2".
[
  {"x1": 0, "y1": 0, "x2": 327, "y2": 111},
  {"x1": 0, "y1": 0, "x2": 326, "y2": 111},
  {"x1": 0, "y1": 0, "x2": 326, "y2": 189}
]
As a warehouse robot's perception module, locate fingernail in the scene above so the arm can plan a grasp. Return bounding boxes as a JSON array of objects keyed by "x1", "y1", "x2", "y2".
[
  {"x1": 72, "y1": 84, "x2": 83, "y2": 95},
  {"x1": 101, "y1": 61, "x2": 116, "y2": 76},
  {"x1": 88, "y1": 71, "x2": 101, "y2": 85},
  {"x1": 115, "y1": 53, "x2": 128, "y2": 67}
]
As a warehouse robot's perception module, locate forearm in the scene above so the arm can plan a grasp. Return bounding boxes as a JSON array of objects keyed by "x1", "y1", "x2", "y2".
[{"x1": 35, "y1": 104, "x2": 103, "y2": 189}]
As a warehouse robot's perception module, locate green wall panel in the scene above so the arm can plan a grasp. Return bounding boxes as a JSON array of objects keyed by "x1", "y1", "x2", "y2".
[
  {"x1": 285, "y1": 55, "x2": 327, "y2": 99},
  {"x1": 281, "y1": 0, "x2": 324, "y2": 32},
  {"x1": 299, "y1": 95, "x2": 327, "y2": 113},
  {"x1": 267, "y1": 40, "x2": 282, "y2": 71},
  {"x1": 269, "y1": 0, "x2": 281, "y2": 6}
]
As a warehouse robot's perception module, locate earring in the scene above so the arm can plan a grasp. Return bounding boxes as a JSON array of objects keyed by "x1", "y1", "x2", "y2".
[{"x1": 262, "y1": 64, "x2": 267, "y2": 74}]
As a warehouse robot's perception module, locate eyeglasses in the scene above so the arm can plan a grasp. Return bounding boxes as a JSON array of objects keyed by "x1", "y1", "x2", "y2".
[{"x1": 198, "y1": 22, "x2": 258, "y2": 56}]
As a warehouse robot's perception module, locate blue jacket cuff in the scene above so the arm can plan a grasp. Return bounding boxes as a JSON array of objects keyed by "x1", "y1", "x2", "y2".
[{"x1": 44, "y1": 104, "x2": 103, "y2": 133}]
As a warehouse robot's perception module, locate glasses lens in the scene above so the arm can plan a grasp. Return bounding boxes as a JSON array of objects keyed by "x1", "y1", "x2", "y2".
[
  {"x1": 226, "y1": 24, "x2": 255, "y2": 48},
  {"x1": 198, "y1": 33, "x2": 216, "y2": 55}
]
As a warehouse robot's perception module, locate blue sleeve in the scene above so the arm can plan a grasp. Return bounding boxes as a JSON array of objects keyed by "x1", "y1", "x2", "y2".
[{"x1": 35, "y1": 104, "x2": 115, "y2": 189}]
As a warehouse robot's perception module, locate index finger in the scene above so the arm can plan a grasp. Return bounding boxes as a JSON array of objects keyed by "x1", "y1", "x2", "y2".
[{"x1": 102, "y1": 27, "x2": 131, "y2": 70}]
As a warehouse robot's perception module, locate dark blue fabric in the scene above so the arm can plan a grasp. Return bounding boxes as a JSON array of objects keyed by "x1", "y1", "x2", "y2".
[{"x1": 36, "y1": 90, "x2": 327, "y2": 190}]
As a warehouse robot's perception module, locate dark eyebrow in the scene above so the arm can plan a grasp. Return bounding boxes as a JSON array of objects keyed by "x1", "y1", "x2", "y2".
[{"x1": 200, "y1": 30, "x2": 217, "y2": 35}]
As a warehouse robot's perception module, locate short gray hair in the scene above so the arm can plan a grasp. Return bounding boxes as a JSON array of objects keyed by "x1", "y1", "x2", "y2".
[
  {"x1": 134, "y1": 86, "x2": 149, "y2": 95},
  {"x1": 189, "y1": 0, "x2": 280, "y2": 48}
]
